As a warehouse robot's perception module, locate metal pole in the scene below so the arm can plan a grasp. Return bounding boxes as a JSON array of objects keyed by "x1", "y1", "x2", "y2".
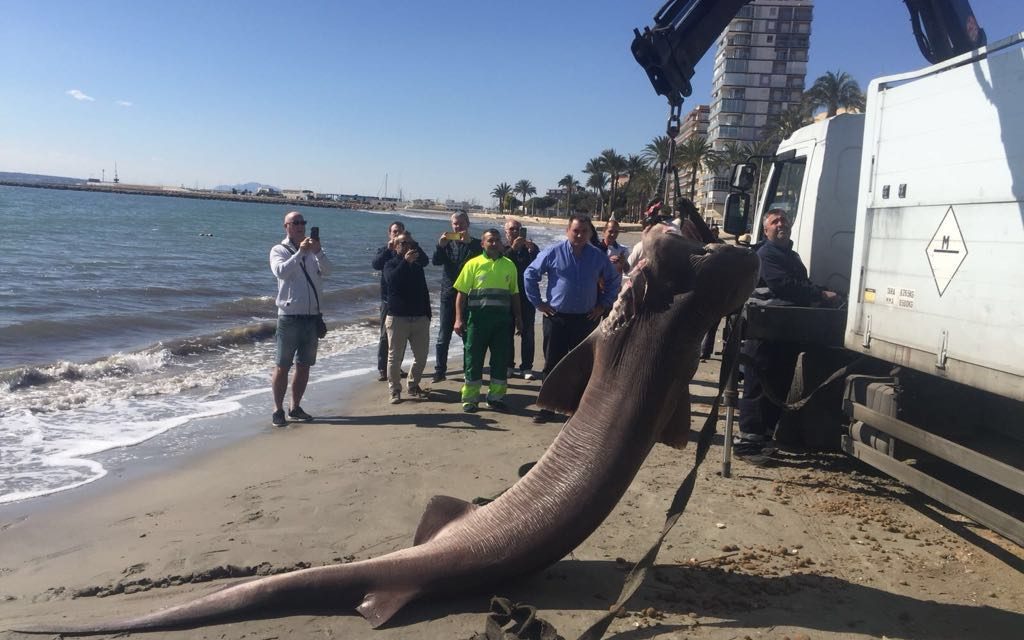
[{"x1": 721, "y1": 313, "x2": 741, "y2": 478}]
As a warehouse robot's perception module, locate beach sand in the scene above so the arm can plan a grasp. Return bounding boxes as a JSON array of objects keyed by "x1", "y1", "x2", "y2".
[{"x1": 3, "y1": 250, "x2": 1023, "y2": 639}]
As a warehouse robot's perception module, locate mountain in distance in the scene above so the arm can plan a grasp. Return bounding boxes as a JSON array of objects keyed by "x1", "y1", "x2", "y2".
[
  {"x1": 213, "y1": 182, "x2": 278, "y2": 193},
  {"x1": 0, "y1": 171, "x2": 84, "y2": 185}
]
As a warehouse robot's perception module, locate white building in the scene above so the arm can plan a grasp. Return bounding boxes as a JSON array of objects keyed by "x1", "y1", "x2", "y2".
[{"x1": 703, "y1": 0, "x2": 813, "y2": 214}]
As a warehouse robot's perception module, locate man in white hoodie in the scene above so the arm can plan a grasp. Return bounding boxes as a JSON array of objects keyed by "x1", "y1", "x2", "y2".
[{"x1": 268, "y1": 211, "x2": 332, "y2": 427}]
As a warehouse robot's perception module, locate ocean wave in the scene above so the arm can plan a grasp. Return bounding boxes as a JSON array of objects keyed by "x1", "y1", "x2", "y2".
[
  {"x1": 1, "y1": 351, "x2": 169, "y2": 392},
  {"x1": 157, "y1": 322, "x2": 278, "y2": 356}
]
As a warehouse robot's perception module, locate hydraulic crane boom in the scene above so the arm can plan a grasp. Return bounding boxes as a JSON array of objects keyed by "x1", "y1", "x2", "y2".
[{"x1": 632, "y1": 0, "x2": 986, "y2": 108}]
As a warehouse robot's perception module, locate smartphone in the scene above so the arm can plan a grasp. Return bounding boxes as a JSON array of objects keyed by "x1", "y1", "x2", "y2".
[
  {"x1": 310, "y1": 226, "x2": 320, "y2": 240},
  {"x1": 519, "y1": 227, "x2": 528, "y2": 239},
  {"x1": 444, "y1": 231, "x2": 462, "y2": 241}
]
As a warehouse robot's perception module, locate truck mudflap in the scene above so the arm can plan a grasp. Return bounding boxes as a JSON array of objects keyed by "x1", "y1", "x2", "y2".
[{"x1": 843, "y1": 376, "x2": 1024, "y2": 547}]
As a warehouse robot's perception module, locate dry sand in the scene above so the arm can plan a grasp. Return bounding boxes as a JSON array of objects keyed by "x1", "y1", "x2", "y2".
[{"x1": 2, "y1": 250, "x2": 1023, "y2": 640}]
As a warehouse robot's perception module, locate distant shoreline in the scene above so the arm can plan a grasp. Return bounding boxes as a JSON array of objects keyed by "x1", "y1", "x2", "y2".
[
  {"x1": 0, "y1": 180, "x2": 392, "y2": 211},
  {"x1": 0, "y1": 180, "x2": 640, "y2": 230}
]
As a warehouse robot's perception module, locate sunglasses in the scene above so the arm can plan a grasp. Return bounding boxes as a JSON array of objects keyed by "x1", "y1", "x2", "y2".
[{"x1": 288, "y1": 220, "x2": 307, "y2": 226}]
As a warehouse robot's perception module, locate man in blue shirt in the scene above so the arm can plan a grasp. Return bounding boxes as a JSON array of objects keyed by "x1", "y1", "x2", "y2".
[{"x1": 524, "y1": 214, "x2": 621, "y2": 423}]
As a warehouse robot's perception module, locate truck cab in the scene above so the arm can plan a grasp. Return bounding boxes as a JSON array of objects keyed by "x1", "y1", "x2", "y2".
[{"x1": 748, "y1": 113, "x2": 864, "y2": 297}]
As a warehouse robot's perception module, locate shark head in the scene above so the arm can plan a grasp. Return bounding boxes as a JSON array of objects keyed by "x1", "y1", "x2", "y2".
[{"x1": 602, "y1": 225, "x2": 759, "y2": 336}]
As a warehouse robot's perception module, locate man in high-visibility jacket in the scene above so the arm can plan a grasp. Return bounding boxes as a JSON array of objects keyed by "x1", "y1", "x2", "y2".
[{"x1": 454, "y1": 228, "x2": 523, "y2": 412}]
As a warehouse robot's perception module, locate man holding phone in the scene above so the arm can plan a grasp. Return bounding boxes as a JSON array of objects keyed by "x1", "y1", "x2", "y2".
[
  {"x1": 431, "y1": 211, "x2": 481, "y2": 382},
  {"x1": 503, "y1": 218, "x2": 539, "y2": 380},
  {"x1": 372, "y1": 221, "x2": 423, "y2": 381},
  {"x1": 269, "y1": 210, "x2": 331, "y2": 427},
  {"x1": 382, "y1": 232, "x2": 431, "y2": 404}
]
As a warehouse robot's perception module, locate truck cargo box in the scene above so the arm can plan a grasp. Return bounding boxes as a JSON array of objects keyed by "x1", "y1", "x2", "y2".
[{"x1": 846, "y1": 33, "x2": 1024, "y2": 402}]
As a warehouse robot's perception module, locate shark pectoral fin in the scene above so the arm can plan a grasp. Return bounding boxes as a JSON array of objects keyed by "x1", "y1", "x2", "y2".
[
  {"x1": 357, "y1": 588, "x2": 419, "y2": 628},
  {"x1": 413, "y1": 495, "x2": 479, "y2": 545},
  {"x1": 659, "y1": 391, "x2": 692, "y2": 449},
  {"x1": 536, "y1": 334, "x2": 596, "y2": 414}
]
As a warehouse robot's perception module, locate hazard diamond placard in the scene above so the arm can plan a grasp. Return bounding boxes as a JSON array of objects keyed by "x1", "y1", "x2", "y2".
[{"x1": 926, "y1": 206, "x2": 968, "y2": 296}]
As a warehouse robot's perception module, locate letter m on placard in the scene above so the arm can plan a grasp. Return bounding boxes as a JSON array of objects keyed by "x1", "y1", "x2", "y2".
[{"x1": 925, "y1": 206, "x2": 969, "y2": 296}]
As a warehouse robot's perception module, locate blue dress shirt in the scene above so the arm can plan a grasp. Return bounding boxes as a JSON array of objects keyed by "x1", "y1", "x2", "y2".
[{"x1": 524, "y1": 240, "x2": 621, "y2": 314}]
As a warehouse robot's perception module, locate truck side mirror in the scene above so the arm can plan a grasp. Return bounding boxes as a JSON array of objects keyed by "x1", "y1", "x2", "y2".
[
  {"x1": 723, "y1": 192, "x2": 750, "y2": 236},
  {"x1": 731, "y1": 162, "x2": 757, "y2": 192}
]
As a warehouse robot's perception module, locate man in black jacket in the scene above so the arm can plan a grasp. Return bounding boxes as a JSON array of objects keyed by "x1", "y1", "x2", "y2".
[
  {"x1": 431, "y1": 211, "x2": 482, "y2": 383},
  {"x1": 371, "y1": 221, "x2": 420, "y2": 381},
  {"x1": 502, "y1": 219, "x2": 539, "y2": 380},
  {"x1": 382, "y1": 233, "x2": 432, "y2": 404},
  {"x1": 737, "y1": 209, "x2": 838, "y2": 463}
]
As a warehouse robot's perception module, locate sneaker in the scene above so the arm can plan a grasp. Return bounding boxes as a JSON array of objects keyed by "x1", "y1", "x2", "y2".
[
  {"x1": 432, "y1": 372, "x2": 446, "y2": 383},
  {"x1": 390, "y1": 393, "x2": 402, "y2": 405},
  {"x1": 485, "y1": 399, "x2": 507, "y2": 412},
  {"x1": 407, "y1": 385, "x2": 427, "y2": 399},
  {"x1": 400, "y1": 370, "x2": 408, "y2": 379},
  {"x1": 377, "y1": 371, "x2": 387, "y2": 382},
  {"x1": 271, "y1": 409, "x2": 287, "y2": 427},
  {"x1": 462, "y1": 402, "x2": 478, "y2": 413},
  {"x1": 733, "y1": 441, "x2": 775, "y2": 467},
  {"x1": 532, "y1": 409, "x2": 554, "y2": 424},
  {"x1": 523, "y1": 370, "x2": 536, "y2": 381},
  {"x1": 288, "y1": 406, "x2": 314, "y2": 421}
]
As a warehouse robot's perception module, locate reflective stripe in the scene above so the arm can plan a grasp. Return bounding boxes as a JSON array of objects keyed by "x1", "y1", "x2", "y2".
[{"x1": 468, "y1": 289, "x2": 513, "y2": 310}]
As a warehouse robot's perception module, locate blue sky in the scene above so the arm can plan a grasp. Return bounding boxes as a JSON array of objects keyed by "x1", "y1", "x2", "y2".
[{"x1": 3, "y1": 1, "x2": 1023, "y2": 204}]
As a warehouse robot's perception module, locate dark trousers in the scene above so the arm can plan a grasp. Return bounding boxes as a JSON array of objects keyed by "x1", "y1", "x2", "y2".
[
  {"x1": 376, "y1": 302, "x2": 389, "y2": 373},
  {"x1": 434, "y1": 290, "x2": 459, "y2": 374},
  {"x1": 507, "y1": 297, "x2": 536, "y2": 371},
  {"x1": 542, "y1": 312, "x2": 597, "y2": 375},
  {"x1": 738, "y1": 339, "x2": 801, "y2": 439}
]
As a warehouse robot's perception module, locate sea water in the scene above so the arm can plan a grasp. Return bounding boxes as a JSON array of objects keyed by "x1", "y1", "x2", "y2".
[{"x1": 0, "y1": 186, "x2": 560, "y2": 504}]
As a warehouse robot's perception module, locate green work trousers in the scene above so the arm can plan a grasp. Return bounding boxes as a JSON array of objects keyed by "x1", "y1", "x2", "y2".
[{"x1": 462, "y1": 308, "x2": 511, "y2": 403}]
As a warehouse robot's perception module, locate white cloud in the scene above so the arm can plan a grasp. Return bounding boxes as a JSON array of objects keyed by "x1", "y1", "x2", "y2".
[
  {"x1": 115, "y1": 100, "x2": 133, "y2": 107},
  {"x1": 66, "y1": 89, "x2": 95, "y2": 102}
]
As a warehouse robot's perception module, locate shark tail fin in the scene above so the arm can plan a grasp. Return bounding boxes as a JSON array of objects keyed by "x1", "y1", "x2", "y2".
[
  {"x1": 536, "y1": 334, "x2": 596, "y2": 414},
  {"x1": 413, "y1": 495, "x2": 479, "y2": 545}
]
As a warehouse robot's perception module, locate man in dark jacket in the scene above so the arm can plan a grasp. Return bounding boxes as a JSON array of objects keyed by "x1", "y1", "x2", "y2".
[
  {"x1": 431, "y1": 211, "x2": 482, "y2": 382},
  {"x1": 503, "y1": 219, "x2": 540, "y2": 380},
  {"x1": 737, "y1": 208, "x2": 838, "y2": 463},
  {"x1": 382, "y1": 233, "x2": 432, "y2": 404},
  {"x1": 372, "y1": 221, "x2": 424, "y2": 381}
]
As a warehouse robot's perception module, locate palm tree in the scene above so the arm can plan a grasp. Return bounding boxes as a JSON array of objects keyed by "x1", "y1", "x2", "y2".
[
  {"x1": 623, "y1": 154, "x2": 648, "y2": 220},
  {"x1": 491, "y1": 182, "x2": 513, "y2": 214},
  {"x1": 585, "y1": 171, "x2": 607, "y2": 211},
  {"x1": 583, "y1": 157, "x2": 608, "y2": 218},
  {"x1": 642, "y1": 135, "x2": 671, "y2": 174},
  {"x1": 514, "y1": 179, "x2": 536, "y2": 215},
  {"x1": 675, "y1": 136, "x2": 718, "y2": 201},
  {"x1": 806, "y1": 70, "x2": 865, "y2": 117},
  {"x1": 557, "y1": 174, "x2": 579, "y2": 216},
  {"x1": 763, "y1": 101, "x2": 814, "y2": 144},
  {"x1": 599, "y1": 149, "x2": 627, "y2": 221}
]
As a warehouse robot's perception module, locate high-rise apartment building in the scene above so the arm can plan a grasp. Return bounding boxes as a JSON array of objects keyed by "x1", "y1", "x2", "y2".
[{"x1": 702, "y1": 0, "x2": 813, "y2": 214}]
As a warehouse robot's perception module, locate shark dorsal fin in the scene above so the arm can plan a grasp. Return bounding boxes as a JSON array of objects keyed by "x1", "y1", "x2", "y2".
[
  {"x1": 413, "y1": 495, "x2": 478, "y2": 545},
  {"x1": 536, "y1": 334, "x2": 596, "y2": 415}
]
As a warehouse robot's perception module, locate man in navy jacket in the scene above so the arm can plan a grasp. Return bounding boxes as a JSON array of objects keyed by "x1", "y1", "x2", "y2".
[{"x1": 737, "y1": 209, "x2": 838, "y2": 463}]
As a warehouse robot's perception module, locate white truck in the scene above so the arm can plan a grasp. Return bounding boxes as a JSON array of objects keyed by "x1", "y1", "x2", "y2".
[{"x1": 723, "y1": 32, "x2": 1024, "y2": 545}]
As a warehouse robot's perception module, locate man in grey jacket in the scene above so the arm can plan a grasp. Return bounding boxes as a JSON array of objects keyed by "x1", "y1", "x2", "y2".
[{"x1": 269, "y1": 211, "x2": 332, "y2": 427}]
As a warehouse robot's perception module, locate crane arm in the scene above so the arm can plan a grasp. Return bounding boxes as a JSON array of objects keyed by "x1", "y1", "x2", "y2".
[{"x1": 633, "y1": 0, "x2": 986, "y2": 108}]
